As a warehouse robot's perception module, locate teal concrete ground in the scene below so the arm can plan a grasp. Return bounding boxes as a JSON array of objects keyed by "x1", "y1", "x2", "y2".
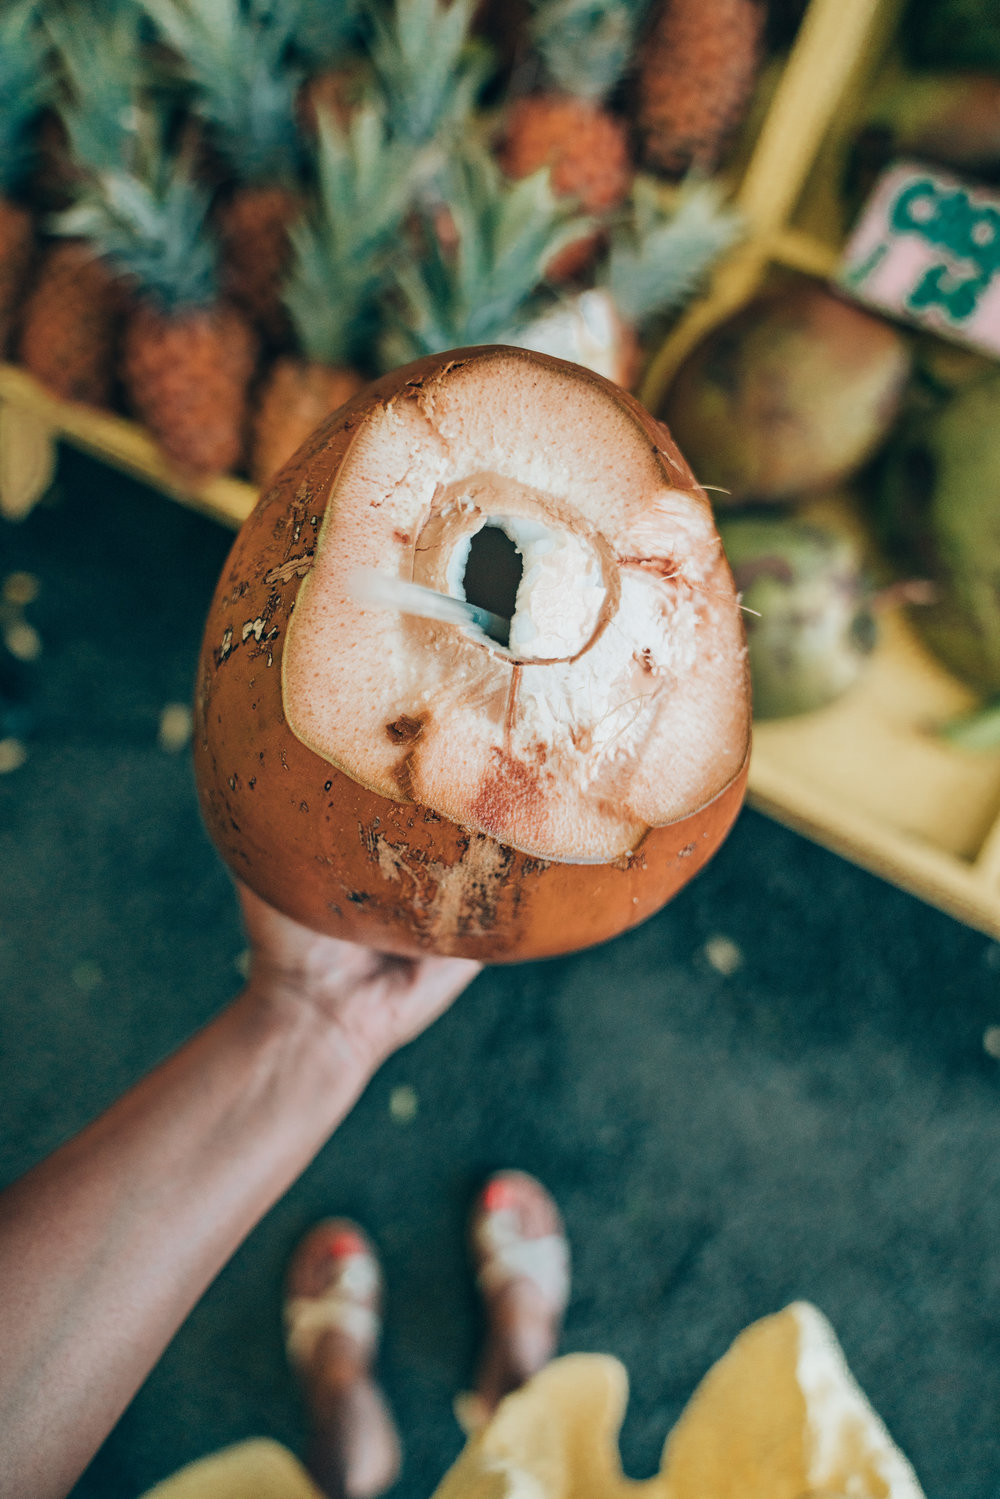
[{"x1": 2, "y1": 448, "x2": 999, "y2": 1497}]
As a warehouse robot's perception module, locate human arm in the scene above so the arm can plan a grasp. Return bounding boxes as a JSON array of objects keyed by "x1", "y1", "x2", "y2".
[{"x1": 0, "y1": 885, "x2": 480, "y2": 1499}]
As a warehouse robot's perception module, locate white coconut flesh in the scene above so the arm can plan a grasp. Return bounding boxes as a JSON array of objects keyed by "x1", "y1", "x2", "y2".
[{"x1": 282, "y1": 352, "x2": 748, "y2": 864}]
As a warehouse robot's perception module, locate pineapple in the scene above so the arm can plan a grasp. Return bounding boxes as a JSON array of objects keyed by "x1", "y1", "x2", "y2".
[
  {"x1": 637, "y1": 0, "x2": 766, "y2": 177},
  {"x1": 252, "y1": 102, "x2": 417, "y2": 484},
  {"x1": 19, "y1": 242, "x2": 123, "y2": 406},
  {"x1": 61, "y1": 135, "x2": 257, "y2": 477},
  {"x1": 0, "y1": 2, "x2": 48, "y2": 356},
  {"x1": 293, "y1": 0, "x2": 367, "y2": 136},
  {"x1": 380, "y1": 145, "x2": 590, "y2": 365},
  {"x1": 497, "y1": 0, "x2": 647, "y2": 280},
  {"x1": 368, "y1": 0, "x2": 491, "y2": 151},
  {"x1": 18, "y1": 3, "x2": 143, "y2": 406},
  {"x1": 514, "y1": 178, "x2": 743, "y2": 388},
  {"x1": 138, "y1": 0, "x2": 306, "y2": 344}
]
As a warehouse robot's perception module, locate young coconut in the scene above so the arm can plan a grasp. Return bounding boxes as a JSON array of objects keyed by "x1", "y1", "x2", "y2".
[
  {"x1": 663, "y1": 282, "x2": 913, "y2": 505},
  {"x1": 194, "y1": 346, "x2": 750, "y2": 961},
  {"x1": 718, "y1": 512, "x2": 878, "y2": 720},
  {"x1": 875, "y1": 369, "x2": 1000, "y2": 695}
]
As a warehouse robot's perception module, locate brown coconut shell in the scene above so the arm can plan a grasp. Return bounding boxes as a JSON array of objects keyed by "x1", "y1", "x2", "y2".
[{"x1": 193, "y1": 346, "x2": 749, "y2": 961}]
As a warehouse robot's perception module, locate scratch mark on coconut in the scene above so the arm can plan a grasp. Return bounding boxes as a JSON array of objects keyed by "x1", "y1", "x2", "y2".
[
  {"x1": 264, "y1": 554, "x2": 314, "y2": 586},
  {"x1": 386, "y1": 715, "x2": 427, "y2": 803},
  {"x1": 392, "y1": 751, "x2": 418, "y2": 802},
  {"x1": 617, "y1": 553, "x2": 680, "y2": 581},
  {"x1": 503, "y1": 666, "x2": 521, "y2": 751},
  {"x1": 612, "y1": 846, "x2": 647, "y2": 872},
  {"x1": 359, "y1": 822, "x2": 515, "y2": 942},
  {"x1": 216, "y1": 628, "x2": 233, "y2": 666},
  {"x1": 386, "y1": 714, "x2": 425, "y2": 744}
]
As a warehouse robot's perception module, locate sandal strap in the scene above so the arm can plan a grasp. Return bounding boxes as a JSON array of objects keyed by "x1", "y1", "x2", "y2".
[
  {"x1": 475, "y1": 1228, "x2": 570, "y2": 1310},
  {"x1": 284, "y1": 1252, "x2": 381, "y2": 1367}
]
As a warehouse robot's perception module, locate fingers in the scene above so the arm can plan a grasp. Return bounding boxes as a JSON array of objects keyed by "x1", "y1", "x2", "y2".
[
  {"x1": 357, "y1": 956, "x2": 484, "y2": 1065},
  {"x1": 234, "y1": 880, "x2": 484, "y2": 1055}
]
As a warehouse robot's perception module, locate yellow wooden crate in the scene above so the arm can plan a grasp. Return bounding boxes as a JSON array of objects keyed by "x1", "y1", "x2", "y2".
[
  {"x1": 3, "y1": 0, "x2": 1000, "y2": 938},
  {"x1": 640, "y1": 0, "x2": 1000, "y2": 938}
]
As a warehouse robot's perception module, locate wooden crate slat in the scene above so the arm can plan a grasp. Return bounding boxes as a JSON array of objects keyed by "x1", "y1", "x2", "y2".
[{"x1": 0, "y1": 365, "x2": 256, "y2": 530}]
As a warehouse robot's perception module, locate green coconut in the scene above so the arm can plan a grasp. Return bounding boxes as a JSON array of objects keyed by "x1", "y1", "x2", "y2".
[
  {"x1": 875, "y1": 369, "x2": 1000, "y2": 695},
  {"x1": 903, "y1": 0, "x2": 1000, "y2": 73},
  {"x1": 847, "y1": 72, "x2": 1000, "y2": 210},
  {"x1": 719, "y1": 512, "x2": 877, "y2": 719},
  {"x1": 662, "y1": 284, "x2": 912, "y2": 505}
]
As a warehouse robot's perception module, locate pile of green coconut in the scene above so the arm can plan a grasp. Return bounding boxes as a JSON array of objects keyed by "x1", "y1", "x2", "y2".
[{"x1": 657, "y1": 15, "x2": 1000, "y2": 738}]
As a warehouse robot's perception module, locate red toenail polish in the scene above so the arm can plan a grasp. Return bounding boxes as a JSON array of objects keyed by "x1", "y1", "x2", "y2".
[
  {"x1": 483, "y1": 1179, "x2": 516, "y2": 1211},
  {"x1": 327, "y1": 1229, "x2": 365, "y2": 1258}
]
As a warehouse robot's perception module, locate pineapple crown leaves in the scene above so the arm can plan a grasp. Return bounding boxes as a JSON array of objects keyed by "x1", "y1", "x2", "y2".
[
  {"x1": 44, "y1": 1, "x2": 149, "y2": 176},
  {"x1": 0, "y1": 0, "x2": 51, "y2": 194},
  {"x1": 56, "y1": 143, "x2": 219, "y2": 314},
  {"x1": 136, "y1": 0, "x2": 305, "y2": 184},
  {"x1": 605, "y1": 177, "x2": 744, "y2": 325},
  {"x1": 291, "y1": 0, "x2": 362, "y2": 68},
  {"x1": 367, "y1": 0, "x2": 492, "y2": 148},
  {"x1": 381, "y1": 147, "x2": 592, "y2": 363},
  {"x1": 528, "y1": 0, "x2": 651, "y2": 102},
  {"x1": 283, "y1": 101, "x2": 420, "y2": 364}
]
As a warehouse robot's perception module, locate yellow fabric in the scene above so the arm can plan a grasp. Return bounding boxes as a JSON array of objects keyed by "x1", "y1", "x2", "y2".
[
  {"x1": 141, "y1": 1304, "x2": 923, "y2": 1499},
  {"x1": 140, "y1": 1438, "x2": 323, "y2": 1499},
  {"x1": 433, "y1": 1303, "x2": 923, "y2": 1499}
]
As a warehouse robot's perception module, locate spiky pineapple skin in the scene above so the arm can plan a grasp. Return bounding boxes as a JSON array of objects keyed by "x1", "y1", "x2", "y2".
[
  {"x1": 123, "y1": 302, "x2": 258, "y2": 478},
  {"x1": 19, "y1": 242, "x2": 123, "y2": 407},
  {"x1": 217, "y1": 184, "x2": 301, "y2": 345},
  {"x1": 499, "y1": 94, "x2": 632, "y2": 278},
  {"x1": 637, "y1": 0, "x2": 766, "y2": 177},
  {"x1": 0, "y1": 199, "x2": 34, "y2": 356},
  {"x1": 252, "y1": 357, "x2": 365, "y2": 485}
]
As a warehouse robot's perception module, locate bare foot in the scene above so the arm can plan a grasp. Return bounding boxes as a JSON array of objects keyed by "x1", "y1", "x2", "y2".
[
  {"x1": 466, "y1": 1171, "x2": 570, "y2": 1426},
  {"x1": 285, "y1": 1220, "x2": 401, "y2": 1499}
]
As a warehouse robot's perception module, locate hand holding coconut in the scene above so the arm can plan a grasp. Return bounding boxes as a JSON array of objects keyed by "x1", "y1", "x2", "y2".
[
  {"x1": 195, "y1": 346, "x2": 752, "y2": 961},
  {"x1": 237, "y1": 881, "x2": 480, "y2": 1070}
]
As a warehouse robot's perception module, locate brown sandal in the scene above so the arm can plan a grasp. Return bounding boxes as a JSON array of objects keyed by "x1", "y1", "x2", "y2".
[
  {"x1": 284, "y1": 1219, "x2": 383, "y2": 1376},
  {"x1": 457, "y1": 1171, "x2": 571, "y2": 1432}
]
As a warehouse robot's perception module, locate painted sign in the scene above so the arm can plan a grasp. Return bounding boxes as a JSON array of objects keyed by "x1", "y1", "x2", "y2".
[{"x1": 838, "y1": 161, "x2": 1000, "y2": 356}]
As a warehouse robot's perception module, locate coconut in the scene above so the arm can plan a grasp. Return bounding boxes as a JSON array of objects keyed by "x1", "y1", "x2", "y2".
[
  {"x1": 848, "y1": 73, "x2": 1000, "y2": 208},
  {"x1": 662, "y1": 284, "x2": 912, "y2": 505},
  {"x1": 875, "y1": 369, "x2": 1000, "y2": 695},
  {"x1": 719, "y1": 513, "x2": 877, "y2": 720},
  {"x1": 194, "y1": 346, "x2": 750, "y2": 960},
  {"x1": 510, "y1": 288, "x2": 641, "y2": 392}
]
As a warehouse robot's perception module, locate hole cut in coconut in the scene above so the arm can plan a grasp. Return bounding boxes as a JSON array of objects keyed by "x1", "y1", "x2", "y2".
[
  {"x1": 447, "y1": 513, "x2": 608, "y2": 663},
  {"x1": 460, "y1": 524, "x2": 523, "y2": 648}
]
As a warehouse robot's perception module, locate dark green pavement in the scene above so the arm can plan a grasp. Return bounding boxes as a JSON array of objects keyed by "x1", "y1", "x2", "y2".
[{"x1": 2, "y1": 449, "x2": 999, "y2": 1498}]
